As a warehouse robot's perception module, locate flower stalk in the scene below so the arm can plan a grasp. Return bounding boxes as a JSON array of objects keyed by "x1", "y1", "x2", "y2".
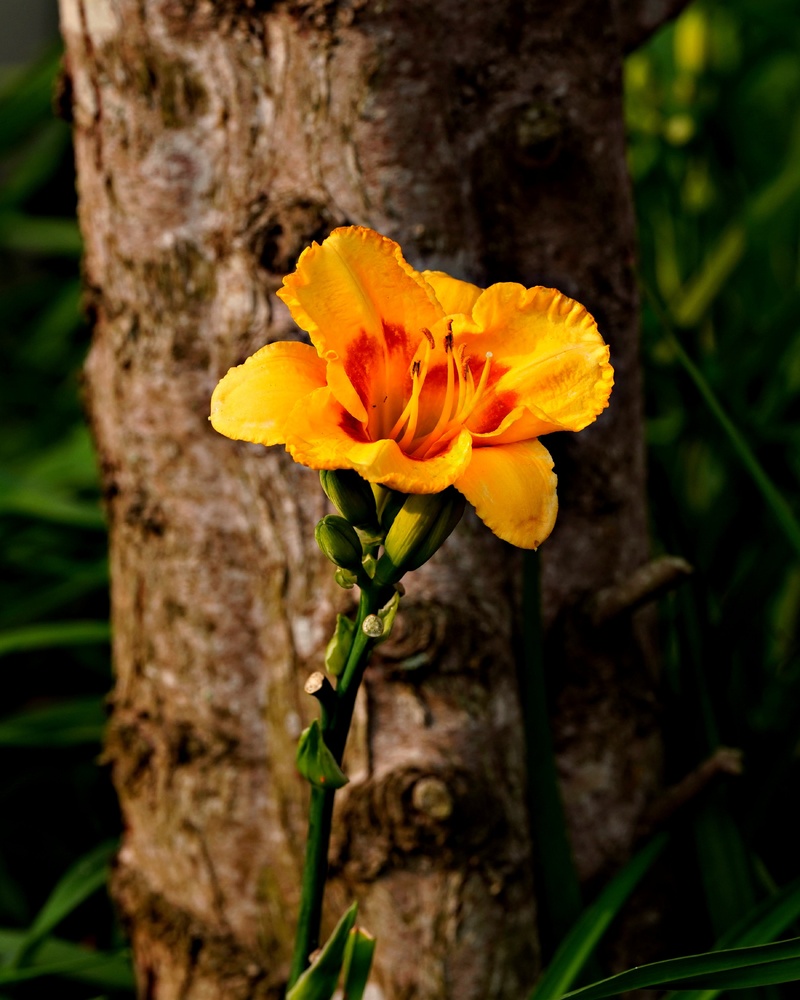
[
  {"x1": 288, "y1": 585, "x2": 383, "y2": 987},
  {"x1": 288, "y1": 471, "x2": 468, "y2": 988}
]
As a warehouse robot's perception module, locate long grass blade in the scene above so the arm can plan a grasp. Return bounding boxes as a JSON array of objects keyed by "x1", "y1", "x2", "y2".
[
  {"x1": 341, "y1": 927, "x2": 377, "y2": 1000},
  {"x1": 0, "y1": 213, "x2": 82, "y2": 257},
  {"x1": 8, "y1": 842, "x2": 117, "y2": 968},
  {"x1": 0, "y1": 46, "x2": 62, "y2": 154},
  {"x1": 0, "y1": 487, "x2": 104, "y2": 528},
  {"x1": 0, "y1": 930, "x2": 132, "y2": 990},
  {"x1": 0, "y1": 951, "x2": 131, "y2": 988},
  {"x1": 0, "y1": 621, "x2": 111, "y2": 658},
  {"x1": 531, "y1": 833, "x2": 668, "y2": 1000},
  {"x1": 670, "y1": 136, "x2": 800, "y2": 328},
  {"x1": 559, "y1": 937, "x2": 800, "y2": 1000},
  {"x1": 0, "y1": 697, "x2": 105, "y2": 747},
  {"x1": 644, "y1": 286, "x2": 800, "y2": 559},
  {"x1": 0, "y1": 120, "x2": 71, "y2": 211},
  {"x1": 287, "y1": 903, "x2": 359, "y2": 1000},
  {"x1": 520, "y1": 551, "x2": 582, "y2": 958},
  {"x1": 668, "y1": 876, "x2": 800, "y2": 1000},
  {"x1": 694, "y1": 796, "x2": 756, "y2": 936}
]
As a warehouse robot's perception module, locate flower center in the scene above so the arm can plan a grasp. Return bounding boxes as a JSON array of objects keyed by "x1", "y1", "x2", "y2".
[{"x1": 388, "y1": 324, "x2": 493, "y2": 459}]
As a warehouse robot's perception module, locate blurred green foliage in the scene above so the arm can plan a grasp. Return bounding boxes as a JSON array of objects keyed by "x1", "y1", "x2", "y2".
[
  {"x1": 0, "y1": 0, "x2": 798, "y2": 995},
  {"x1": 0, "y1": 46, "x2": 130, "y2": 998},
  {"x1": 626, "y1": 0, "x2": 800, "y2": 964}
]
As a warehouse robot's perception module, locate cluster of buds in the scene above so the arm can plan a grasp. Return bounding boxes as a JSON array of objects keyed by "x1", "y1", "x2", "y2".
[{"x1": 314, "y1": 470, "x2": 466, "y2": 589}]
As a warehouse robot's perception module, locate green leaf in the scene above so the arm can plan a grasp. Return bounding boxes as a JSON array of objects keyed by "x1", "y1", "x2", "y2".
[
  {"x1": 670, "y1": 135, "x2": 800, "y2": 328},
  {"x1": 0, "y1": 561, "x2": 108, "y2": 630},
  {"x1": 520, "y1": 551, "x2": 582, "y2": 958},
  {"x1": 0, "y1": 487, "x2": 105, "y2": 528},
  {"x1": 0, "y1": 928, "x2": 132, "y2": 988},
  {"x1": 0, "y1": 120, "x2": 71, "y2": 212},
  {"x1": 325, "y1": 614, "x2": 356, "y2": 678},
  {"x1": 694, "y1": 797, "x2": 756, "y2": 936},
  {"x1": 296, "y1": 721, "x2": 349, "y2": 790},
  {"x1": 531, "y1": 833, "x2": 668, "y2": 999},
  {"x1": 669, "y1": 876, "x2": 800, "y2": 1000},
  {"x1": 8, "y1": 841, "x2": 117, "y2": 968},
  {"x1": 376, "y1": 590, "x2": 401, "y2": 644},
  {"x1": 341, "y1": 926, "x2": 376, "y2": 1000},
  {"x1": 644, "y1": 286, "x2": 800, "y2": 561},
  {"x1": 0, "y1": 945, "x2": 132, "y2": 988},
  {"x1": 0, "y1": 46, "x2": 62, "y2": 154},
  {"x1": 9, "y1": 426, "x2": 97, "y2": 489},
  {"x1": 0, "y1": 697, "x2": 105, "y2": 747},
  {"x1": 0, "y1": 621, "x2": 111, "y2": 658},
  {"x1": 0, "y1": 213, "x2": 82, "y2": 257},
  {"x1": 23, "y1": 279, "x2": 85, "y2": 372},
  {"x1": 559, "y1": 937, "x2": 800, "y2": 1000},
  {"x1": 287, "y1": 903, "x2": 358, "y2": 1000}
]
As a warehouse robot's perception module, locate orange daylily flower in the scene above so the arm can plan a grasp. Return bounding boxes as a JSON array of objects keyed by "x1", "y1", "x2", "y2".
[{"x1": 210, "y1": 226, "x2": 613, "y2": 549}]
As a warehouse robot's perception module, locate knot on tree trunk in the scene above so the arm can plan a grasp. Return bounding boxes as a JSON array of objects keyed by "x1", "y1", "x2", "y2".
[{"x1": 331, "y1": 762, "x2": 510, "y2": 882}]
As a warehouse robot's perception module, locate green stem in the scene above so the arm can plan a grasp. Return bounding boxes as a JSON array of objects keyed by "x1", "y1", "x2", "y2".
[
  {"x1": 287, "y1": 584, "x2": 381, "y2": 988},
  {"x1": 288, "y1": 785, "x2": 335, "y2": 987}
]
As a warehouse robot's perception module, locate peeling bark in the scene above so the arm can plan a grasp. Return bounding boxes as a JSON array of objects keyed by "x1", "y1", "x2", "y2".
[{"x1": 60, "y1": 1, "x2": 663, "y2": 997}]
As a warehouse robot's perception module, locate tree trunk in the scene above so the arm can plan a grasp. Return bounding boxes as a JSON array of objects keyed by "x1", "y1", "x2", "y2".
[{"x1": 60, "y1": 1, "x2": 666, "y2": 997}]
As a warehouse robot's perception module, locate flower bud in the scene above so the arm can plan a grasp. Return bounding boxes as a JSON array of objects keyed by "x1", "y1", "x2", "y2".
[
  {"x1": 320, "y1": 470, "x2": 379, "y2": 530},
  {"x1": 375, "y1": 488, "x2": 466, "y2": 585},
  {"x1": 315, "y1": 515, "x2": 363, "y2": 571},
  {"x1": 373, "y1": 485, "x2": 407, "y2": 532}
]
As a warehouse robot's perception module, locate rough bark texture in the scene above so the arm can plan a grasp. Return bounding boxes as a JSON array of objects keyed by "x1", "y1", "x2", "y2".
[{"x1": 60, "y1": 1, "x2": 667, "y2": 997}]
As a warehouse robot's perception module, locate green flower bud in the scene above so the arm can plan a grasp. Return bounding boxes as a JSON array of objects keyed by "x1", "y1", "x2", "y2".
[
  {"x1": 315, "y1": 515, "x2": 363, "y2": 571},
  {"x1": 373, "y1": 485, "x2": 407, "y2": 532},
  {"x1": 320, "y1": 470, "x2": 379, "y2": 530},
  {"x1": 375, "y1": 488, "x2": 466, "y2": 585}
]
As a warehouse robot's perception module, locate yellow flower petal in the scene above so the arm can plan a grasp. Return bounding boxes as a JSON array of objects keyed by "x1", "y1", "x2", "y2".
[
  {"x1": 454, "y1": 283, "x2": 613, "y2": 433},
  {"x1": 455, "y1": 439, "x2": 558, "y2": 549},
  {"x1": 423, "y1": 270, "x2": 483, "y2": 315},
  {"x1": 277, "y1": 227, "x2": 444, "y2": 422},
  {"x1": 210, "y1": 341, "x2": 326, "y2": 445},
  {"x1": 284, "y1": 387, "x2": 473, "y2": 493},
  {"x1": 469, "y1": 404, "x2": 566, "y2": 446}
]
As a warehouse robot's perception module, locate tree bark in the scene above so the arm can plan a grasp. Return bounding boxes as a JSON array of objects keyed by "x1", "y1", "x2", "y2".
[{"x1": 60, "y1": 1, "x2": 663, "y2": 997}]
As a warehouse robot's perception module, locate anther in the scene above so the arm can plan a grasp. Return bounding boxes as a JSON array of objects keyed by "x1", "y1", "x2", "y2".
[{"x1": 421, "y1": 327, "x2": 434, "y2": 348}]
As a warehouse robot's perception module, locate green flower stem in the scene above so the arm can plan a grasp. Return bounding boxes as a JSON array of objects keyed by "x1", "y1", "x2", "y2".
[
  {"x1": 287, "y1": 584, "x2": 383, "y2": 988},
  {"x1": 289, "y1": 785, "x2": 335, "y2": 988}
]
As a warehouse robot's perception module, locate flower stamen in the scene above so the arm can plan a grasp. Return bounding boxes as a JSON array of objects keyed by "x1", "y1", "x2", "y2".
[
  {"x1": 456, "y1": 351, "x2": 493, "y2": 425},
  {"x1": 389, "y1": 333, "x2": 433, "y2": 444}
]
